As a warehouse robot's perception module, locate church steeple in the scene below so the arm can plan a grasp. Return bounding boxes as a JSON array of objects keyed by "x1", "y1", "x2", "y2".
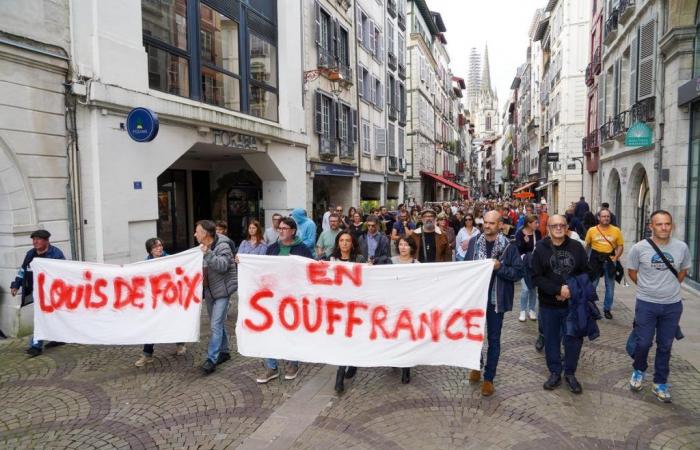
[{"x1": 480, "y1": 44, "x2": 492, "y2": 95}]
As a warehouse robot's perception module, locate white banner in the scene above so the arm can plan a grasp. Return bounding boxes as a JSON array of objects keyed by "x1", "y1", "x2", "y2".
[
  {"x1": 32, "y1": 248, "x2": 204, "y2": 345},
  {"x1": 236, "y1": 255, "x2": 493, "y2": 369}
]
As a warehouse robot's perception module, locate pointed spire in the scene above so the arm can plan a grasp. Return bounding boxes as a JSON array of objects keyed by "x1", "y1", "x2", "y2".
[{"x1": 481, "y1": 43, "x2": 492, "y2": 94}]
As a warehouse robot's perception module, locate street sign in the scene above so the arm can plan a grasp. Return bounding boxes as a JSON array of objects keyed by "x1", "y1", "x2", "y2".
[
  {"x1": 546, "y1": 152, "x2": 559, "y2": 162},
  {"x1": 625, "y1": 121, "x2": 653, "y2": 147}
]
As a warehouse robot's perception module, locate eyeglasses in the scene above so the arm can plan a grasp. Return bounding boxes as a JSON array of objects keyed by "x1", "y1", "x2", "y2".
[
  {"x1": 366, "y1": 223, "x2": 377, "y2": 227},
  {"x1": 277, "y1": 226, "x2": 292, "y2": 231},
  {"x1": 465, "y1": 218, "x2": 474, "y2": 221},
  {"x1": 548, "y1": 224, "x2": 567, "y2": 229}
]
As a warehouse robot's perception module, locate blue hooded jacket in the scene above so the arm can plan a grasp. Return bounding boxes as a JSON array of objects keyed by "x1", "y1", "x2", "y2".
[{"x1": 291, "y1": 208, "x2": 317, "y2": 258}]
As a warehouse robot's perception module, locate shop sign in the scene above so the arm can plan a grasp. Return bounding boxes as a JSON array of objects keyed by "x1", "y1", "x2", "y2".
[
  {"x1": 126, "y1": 108, "x2": 159, "y2": 142},
  {"x1": 546, "y1": 152, "x2": 559, "y2": 162},
  {"x1": 213, "y1": 130, "x2": 258, "y2": 151},
  {"x1": 314, "y1": 163, "x2": 356, "y2": 177},
  {"x1": 678, "y1": 76, "x2": 700, "y2": 106},
  {"x1": 625, "y1": 121, "x2": 653, "y2": 147}
]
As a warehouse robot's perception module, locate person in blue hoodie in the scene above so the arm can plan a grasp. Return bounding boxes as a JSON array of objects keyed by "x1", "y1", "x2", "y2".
[
  {"x1": 464, "y1": 210, "x2": 524, "y2": 397},
  {"x1": 290, "y1": 208, "x2": 317, "y2": 258}
]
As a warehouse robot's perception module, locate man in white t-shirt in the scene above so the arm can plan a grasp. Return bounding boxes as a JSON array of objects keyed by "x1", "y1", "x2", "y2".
[{"x1": 627, "y1": 210, "x2": 691, "y2": 403}]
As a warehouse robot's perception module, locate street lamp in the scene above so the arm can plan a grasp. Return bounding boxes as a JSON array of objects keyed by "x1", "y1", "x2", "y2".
[{"x1": 570, "y1": 156, "x2": 584, "y2": 197}]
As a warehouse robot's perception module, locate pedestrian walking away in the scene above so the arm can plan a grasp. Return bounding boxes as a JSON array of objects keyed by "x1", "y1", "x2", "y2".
[{"x1": 626, "y1": 210, "x2": 691, "y2": 403}]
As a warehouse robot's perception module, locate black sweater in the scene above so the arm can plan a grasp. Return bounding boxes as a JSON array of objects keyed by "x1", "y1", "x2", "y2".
[{"x1": 531, "y1": 236, "x2": 590, "y2": 309}]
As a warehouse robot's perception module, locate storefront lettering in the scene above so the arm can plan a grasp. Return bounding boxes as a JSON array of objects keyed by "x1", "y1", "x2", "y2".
[{"x1": 213, "y1": 130, "x2": 258, "y2": 151}]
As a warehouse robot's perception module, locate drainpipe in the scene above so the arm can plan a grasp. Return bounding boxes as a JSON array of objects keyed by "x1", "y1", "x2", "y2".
[{"x1": 654, "y1": 1, "x2": 666, "y2": 212}]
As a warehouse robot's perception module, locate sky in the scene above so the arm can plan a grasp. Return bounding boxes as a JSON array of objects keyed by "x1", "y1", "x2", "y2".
[{"x1": 427, "y1": 0, "x2": 544, "y2": 110}]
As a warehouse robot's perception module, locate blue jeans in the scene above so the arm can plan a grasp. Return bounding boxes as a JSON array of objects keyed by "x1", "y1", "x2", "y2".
[
  {"x1": 519, "y1": 278, "x2": 537, "y2": 312},
  {"x1": 206, "y1": 297, "x2": 230, "y2": 364},
  {"x1": 265, "y1": 359, "x2": 299, "y2": 370},
  {"x1": 27, "y1": 336, "x2": 43, "y2": 350},
  {"x1": 591, "y1": 264, "x2": 615, "y2": 311},
  {"x1": 633, "y1": 299, "x2": 682, "y2": 384},
  {"x1": 540, "y1": 306, "x2": 583, "y2": 376},
  {"x1": 481, "y1": 301, "x2": 504, "y2": 382}
]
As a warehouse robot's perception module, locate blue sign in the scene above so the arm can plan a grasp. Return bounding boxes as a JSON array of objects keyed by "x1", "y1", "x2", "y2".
[
  {"x1": 133, "y1": 181, "x2": 142, "y2": 190},
  {"x1": 314, "y1": 163, "x2": 356, "y2": 177},
  {"x1": 625, "y1": 121, "x2": 653, "y2": 147},
  {"x1": 126, "y1": 107, "x2": 159, "y2": 142}
]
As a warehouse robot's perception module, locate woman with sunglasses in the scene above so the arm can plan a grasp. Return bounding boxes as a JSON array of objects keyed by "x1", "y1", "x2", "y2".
[{"x1": 455, "y1": 214, "x2": 481, "y2": 261}]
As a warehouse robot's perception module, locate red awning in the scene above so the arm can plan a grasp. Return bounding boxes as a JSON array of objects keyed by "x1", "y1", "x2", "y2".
[
  {"x1": 513, "y1": 181, "x2": 537, "y2": 193},
  {"x1": 420, "y1": 171, "x2": 469, "y2": 194}
]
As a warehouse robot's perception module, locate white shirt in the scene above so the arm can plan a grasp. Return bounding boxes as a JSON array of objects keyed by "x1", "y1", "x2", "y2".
[
  {"x1": 321, "y1": 211, "x2": 331, "y2": 232},
  {"x1": 456, "y1": 226, "x2": 481, "y2": 258}
]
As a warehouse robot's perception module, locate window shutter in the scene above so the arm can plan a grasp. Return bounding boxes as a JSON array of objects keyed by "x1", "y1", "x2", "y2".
[
  {"x1": 358, "y1": 65, "x2": 364, "y2": 97},
  {"x1": 314, "y1": 91, "x2": 323, "y2": 134},
  {"x1": 330, "y1": 99, "x2": 337, "y2": 147},
  {"x1": 356, "y1": 9, "x2": 363, "y2": 42},
  {"x1": 314, "y1": 1, "x2": 321, "y2": 46},
  {"x1": 613, "y1": 59, "x2": 620, "y2": 116},
  {"x1": 378, "y1": 80, "x2": 384, "y2": 108},
  {"x1": 629, "y1": 34, "x2": 638, "y2": 105},
  {"x1": 335, "y1": 101, "x2": 341, "y2": 140},
  {"x1": 369, "y1": 20, "x2": 376, "y2": 54},
  {"x1": 375, "y1": 127, "x2": 386, "y2": 156},
  {"x1": 637, "y1": 18, "x2": 656, "y2": 101},
  {"x1": 597, "y1": 71, "x2": 606, "y2": 128},
  {"x1": 370, "y1": 75, "x2": 376, "y2": 104},
  {"x1": 352, "y1": 109, "x2": 358, "y2": 143},
  {"x1": 377, "y1": 28, "x2": 384, "y2": 61},
  {"x1": 332, "y1": 19, "x2": 339, "y2": 62}
]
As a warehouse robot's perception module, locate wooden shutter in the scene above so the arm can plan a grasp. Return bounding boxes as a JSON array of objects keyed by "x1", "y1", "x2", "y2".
[
  {"x1": 314, "y1": 91, "x2": 323, "y2": 134},
  {"x1": 637, "y1": 18, "x2": 656, "y2": 101},
  {"x1": 332, "y1": 19, "x2": 339, "y2": 62},
  {"x1": 597, "y1": 71, "x2": 606, "y2": 128},
  {"x1": 369, "y1": 20, "x2": 376, "y2": 54},
  {"x1": 329, "y1": 98, "x2": 337, "y2": 146},
  {"x1": 375, "y1": 127, "x2": 386, "y2": 156},
  {"x1": 356, "y1": 8, "x2": 363, "y2": 42},
  {"x1": 377, "y1": 28, "x2": 384, "y2": 61},
  {"x1": 629, "y1": 33, "x2": 638, "y2": 105},
  {"x1": 352, "y1": 109, "x2": 358, "y2": 143},
  {"x1": 314, "y1": 1, "x2": 321, "y2": 46},
  {"x1": 613, "y1": 59, "x2": 620, "y2": 116},
  {"x1": 378, "y1": 80, "x2": 384, "y2": 108},
  {"x1": 358, "y1": 65, "x2": 364, "y2": 97}
]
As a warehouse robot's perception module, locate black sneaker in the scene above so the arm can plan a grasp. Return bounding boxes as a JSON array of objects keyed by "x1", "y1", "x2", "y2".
[
  {"x1": 604, "y1": 310, "x2": 613, "y2": 320},
  {"x1": 201, "y1": 359, "x2": 216, "y2": 375},
  {"x1": 535, "y1": 334, "x2": 545, "y2": 353},
  {"x1": 25, "y1": 347, "x2": 42, "y2": 357},
  {"x1": 564, "y1": 375, "x2": 583, "y2": 394},
  {"x1": 401, "y1": 368, "x2": 411, "y2": 384},
  {"x1": 344, "y1": 366, "x2": 357, "y2": 379},
  {"x1": 216, "y1": 352, "x2": 231, "y2": 365},
  {"x1": 543, "y1": 373, "x2": 561, "y2": 390},
  {"x1": 44, "y1": 341, "x2": 65, "y2": 348}
]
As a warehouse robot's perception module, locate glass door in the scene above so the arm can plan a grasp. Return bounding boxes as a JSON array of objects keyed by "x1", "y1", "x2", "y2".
[{"x1": 157, "y1": 170, "x2": 190, "y2": 254}]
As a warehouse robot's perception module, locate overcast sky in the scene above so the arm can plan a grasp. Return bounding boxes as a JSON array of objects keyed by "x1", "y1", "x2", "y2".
[{"x1": 427, "y1": 0, "x2": 544, "y2": 110}]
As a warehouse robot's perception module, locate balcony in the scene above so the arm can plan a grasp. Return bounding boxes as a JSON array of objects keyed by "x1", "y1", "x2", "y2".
[
  {"x1": 339, "y1": 63, "x2": 353, "y2": 85},
  {"x1": 618, "y1": 0, "x2": 635, "y2": 24},
  {"x1": 387, "y1": 0, "x2": 397, "y2": 18},
  {"x1": 399, "y1": 158, "x2": 406, "y2": 172},
  {"x1": 398, "y1": 63, "x2": 406, "y2": 80},
  {"x1": 318, "y1": 47, "x2": 334, "y2": 68},
  {"x1": 398, "y1": 14, "x2": 406, "y2": 31},
  {"x1": 388, "y1": 52, "x2": 397, "y2": 71},
  {"x1": 629, "y1": 97, "x2": 655, "y2": 123},
  {"x1": 603, "y1": 9, "x2": 619, "y2": 45},
  {"x1": 582, "y1": 128, "x2": 599, "y2": 153},
  {"x1": 600, "y1": 110, "x2": 628, "y2": 143},
  {"x1": 389, "y1": 156, "x2": 398, "y2": 171}
]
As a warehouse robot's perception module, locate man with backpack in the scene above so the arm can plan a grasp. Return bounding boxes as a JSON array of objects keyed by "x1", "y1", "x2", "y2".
[{"x1": 627, "y1": 210, "x2": 691, "y2": 403}]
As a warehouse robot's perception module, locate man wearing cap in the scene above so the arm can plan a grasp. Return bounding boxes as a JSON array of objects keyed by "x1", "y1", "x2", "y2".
[
  {"x1": 409, "y1": 208, "x2": 451, "y2": 263},
  {"x1": 10, "y1": 230, "x2": 66, "y2": 356}
]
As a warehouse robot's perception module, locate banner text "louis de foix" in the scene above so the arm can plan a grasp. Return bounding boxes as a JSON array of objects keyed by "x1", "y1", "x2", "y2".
[
  {"x1": 243, "y1": 261, "x2": 485, "y2": 343},
  {"x1": 36, "y1": 267, "x2": 202, "y2": 313}
]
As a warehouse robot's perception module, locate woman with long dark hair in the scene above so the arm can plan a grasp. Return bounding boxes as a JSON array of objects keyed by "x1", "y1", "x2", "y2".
[
  {"x1": 237, "y1": 219, "x2": 268, "y2": 256},
  {"x1": 326, "y1": 231, "x2": 366, "y2": 393}
]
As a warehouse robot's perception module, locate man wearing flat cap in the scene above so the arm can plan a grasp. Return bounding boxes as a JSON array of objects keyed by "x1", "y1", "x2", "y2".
[
  {"x1": 10, "y1": 229, "x2": 65, "y2": 356},
  {"x1": 409, "y1": 208, "x2": 451, "y2": 263}
]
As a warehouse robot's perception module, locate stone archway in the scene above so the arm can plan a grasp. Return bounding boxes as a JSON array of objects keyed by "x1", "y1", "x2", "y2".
[
  {"x1": 606, "y1": 168, "x2": 622, "y2": 227},
  {"x1": 0, "y1": 136, "x2": 38, "y2": 337},
  {"x1": 628, "y1": 163, "x2": 651, "y2": 242}
]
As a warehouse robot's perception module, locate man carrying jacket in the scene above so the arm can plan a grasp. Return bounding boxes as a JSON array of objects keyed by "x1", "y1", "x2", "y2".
[
  {"x1": 531, "y1": 214, "x2": 590, "y2": 394},
  {"x1": 465, "y1": 210, "x2": 524, "y2": 396},
  {"x1": 257, "y1": 217, "x2": 313, "y2": 384},
  {"x1": 194, "y1": 220, "x2": 237, "y2": 375},
  {"x1": 11, "y1": 229, "x2": 66, "y2": 356}
]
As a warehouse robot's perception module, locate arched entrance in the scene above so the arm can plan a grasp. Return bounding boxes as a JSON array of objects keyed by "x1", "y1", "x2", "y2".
[
  {"x1": 629, "y1": 164, "x2": 651, "y2": 241},
  {"x1": 607, "y1": 168, "x2": 622, "y2": 228}
]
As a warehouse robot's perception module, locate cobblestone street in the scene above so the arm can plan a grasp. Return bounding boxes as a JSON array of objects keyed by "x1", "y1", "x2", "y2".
[{"x1": 1, "y1": 285, "x2": 699, "y2": 449}]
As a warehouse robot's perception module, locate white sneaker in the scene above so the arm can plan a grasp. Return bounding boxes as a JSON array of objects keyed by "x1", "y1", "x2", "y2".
[
  {"x1": 135, "y1": 355, "x2": 153, "y2": 367},
  {"x1": 175, "y1": 344, "x2": 187, "y2": 356},
  {"x1": 529, "y1": 310, "x2": 537, "y2": 321},
  {"x1": 519, "y1": 311, "x2": 527, "y2": 322}
]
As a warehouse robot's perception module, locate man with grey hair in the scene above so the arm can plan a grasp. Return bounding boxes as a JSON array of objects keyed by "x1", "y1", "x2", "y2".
[{"x1": 464, "y1": 211, "x2": 524, "y2": 396}]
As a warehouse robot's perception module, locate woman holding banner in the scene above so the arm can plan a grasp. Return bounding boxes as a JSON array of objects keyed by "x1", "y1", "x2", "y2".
[
  {"x1": 326, "y1": 230, "x2": 366, "y2": 393},
  {"x1": 135, "y1": 237, "x2": 186, "y2": 367}
]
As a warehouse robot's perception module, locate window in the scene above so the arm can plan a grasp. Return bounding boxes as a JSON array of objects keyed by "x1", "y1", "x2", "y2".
[
  {"x1": 362, "y1": 121, "x2": 371, "y2": 155},
  {"x1": 387, "y1": 21, "x2": 395, "y2": 57},
  {"x1": 486, "y1": 115, "x2": 492, "y2": 131},
  {"x1": 141, "y1": 0, "x2": 278, "y2": 121},
  {"x1": 374, "y1": 77, "x2": 384, "y2": 109},
  {"x1": 375, "y1": 126, "x2": 386, "y2": 156},
  {"x1": 397, "y1": 32, "x2": 405, "y2": 67},
  {"x1": 316, "y1": 6, "x2": 332, "y2": 65},
  {"x1": 315, "y1": 91, "x2": 334, "y2": 155},
  {"x1": 398, "y1": 127, "x2": 405, "y2": 159},
  {"x1": 388, "y1": 123, "x2": 396, "y2": 157}
]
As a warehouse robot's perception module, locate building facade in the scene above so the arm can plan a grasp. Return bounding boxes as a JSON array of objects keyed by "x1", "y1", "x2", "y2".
[{"x1": 0, "y1": 0, "x2": 73, "y2": 337}]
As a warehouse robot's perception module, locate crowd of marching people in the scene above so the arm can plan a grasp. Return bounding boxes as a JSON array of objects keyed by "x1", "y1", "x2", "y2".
[{"x1": 11, "y1": 195, "x2": 691, "y2": 402}]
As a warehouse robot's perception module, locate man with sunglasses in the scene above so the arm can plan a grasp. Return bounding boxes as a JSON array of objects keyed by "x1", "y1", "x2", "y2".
[{"x1": 531, "y1": 215, "x2": 590, "y2": 394}]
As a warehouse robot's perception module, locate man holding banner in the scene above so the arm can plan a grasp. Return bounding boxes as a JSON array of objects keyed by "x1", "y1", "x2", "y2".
[
  {"x1": 464, "y1": 211, "x2": 524, "y2": 397},
  {"x1": 195, "y1": 220, "x2": 238, "y2": 375}
]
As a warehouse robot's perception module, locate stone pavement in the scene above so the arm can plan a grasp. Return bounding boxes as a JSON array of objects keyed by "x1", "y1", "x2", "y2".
[{"x1": 1, "y1": 284, "x2": 699, "y2": 450}]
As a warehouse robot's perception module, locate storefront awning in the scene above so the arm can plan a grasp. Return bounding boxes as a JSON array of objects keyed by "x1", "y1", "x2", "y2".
[
  {"x1": 513, "y1": 181, "x2": 537, "y2": 193},
  {"x1": 420, "y1": 171, "x2": 468, "y2": 194},
  {"x1": 535, "y1": 182, "x2": 552, "y2": 192}
]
